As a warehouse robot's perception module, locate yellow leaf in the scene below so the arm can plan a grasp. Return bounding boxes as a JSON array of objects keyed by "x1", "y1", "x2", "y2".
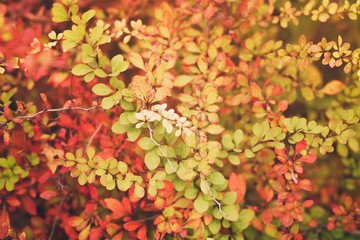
[
  {"x1": 128, "y1": 50, "x2": 145, "y2": 71},
  {"x1": 319, "y1": 80, "x2": 344, "y2": 95},
  {"x1": 43, "y1": 144, "x2": 64, "y2": 174},
  {"x1": 197, "y1": 55, "x2": 208, "y2": 74},
  {"x1": 131, "y1": 75, "x2": 152, "y2": 101}
]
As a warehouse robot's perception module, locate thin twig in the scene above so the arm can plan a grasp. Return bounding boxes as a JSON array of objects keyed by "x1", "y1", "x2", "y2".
[
  {"x1": 203, "y1": 176, "x2": 229, "y2": 220},
  {"x1": 85, "y1": 123, "x2": 103, "y2": 153},
  {"x1": 146, "y1": 122, "x2": 177, "y2": 172},
  {"x1": 48, "y1": 191, "x2": 68, "y2": 240}
]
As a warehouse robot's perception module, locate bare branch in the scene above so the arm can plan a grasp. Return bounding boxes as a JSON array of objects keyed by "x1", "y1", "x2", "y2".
[
  {"x1": 146, "y1": 121, "x2": 177, "y2": 172},
  {"x1": 85, "y1": 123, "x2": 103, "y2": 153},
  {"x1": 203, "y1": 176, "x2": 229, "y2": 220}
]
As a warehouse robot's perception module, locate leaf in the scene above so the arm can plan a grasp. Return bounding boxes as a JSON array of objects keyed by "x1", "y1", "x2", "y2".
[
  {"x1": 265, "y1": 224, "x2": 279, "y2": 238},
  {"x1": 111, "y1": 55, "x2": 129, "y2": 76},
  {"x1": 127, "y1": 127, "x2": 141, "y2": 142},
  {"x1": 204, "y1": 124, "x2": 225, "y2": 134},
  {"x1": 174, "y1": 75, "x2": 195, "y2": 87},
  {"x1": 223, "y1": 205, "x2": 239, "y2": 221},
  {"x1": 82, "y1": 9, "x2": 96, "y2": 23},
  {"x1": 94, "y1": 68, "x2": 107, "y2": 78},
  {"x1": 131, "y1": 76, "x2": 152, "y2": 101},
  {"x1": 128, "y1": 50, "x2": 145, "y2": 71},
  {"x1": 197, "y1": 55, "x2": 208, "y2": 74},
  {"x1": 319, "y1": 80, "x2": 344, "y2": 95},
  {"x1": 194, "y1": 194, "x2": 209, "y2": 213},
  {"x1": 145, "y1": 151, "x2": 160, "y2": 170},
  {"x1": 124, "y1": 221, "x2": 142, "y2": 231},
  {"x1": 72, "y1": 64, "x2": 93, "y2": 76},
  {"x1": 221, "y1": 192, "x2": 237, "y2": 205},
  {"x1": 40, "y1": 190, "x2": 58, "y2": 200},
  {"x1": 92, "y1": 83, "x2": 114, "y2": 96}
]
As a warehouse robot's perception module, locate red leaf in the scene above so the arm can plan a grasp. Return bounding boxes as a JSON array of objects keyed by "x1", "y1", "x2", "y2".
[
  {"x1": 89, "y1": 227, "x2": 102, "y2": 240},
  {"x1": 3, "y1": 130, "x2": 10, "y2": 146},
  {"x1": 277, "y1": 100, "x2": 288, "y2": 112},
  {"x1": 280, "y1": 214, "x2": 294, "y2": 227},
  {"x1": 327, "y1": 221, "x2": 335, "y2": 230},
  {"x1": 6, "y1": 197, "x2": 21, "y2": 207},
  {"x1": 38, "y1": 170, "x2": 51, "y2": 184},
  {"x1": 301, "y1": 200, "x2": 314, "y2": 208},
  {"x1": 103, "y1": 198, "x2": 127, "y2": 219},
  {"x1": 4, "y1": 106, "x2": 10, "y2": 119},
  {"x1": 40, "y1": 93, "x2": 47, "y2": 104},
  {"x1": 295, "y1": 140, "x2": 307, "y2": 155},
  {"x1": 262, "y1": 209, "x2": 273, "y2": 224},
  {"x1": 68, "y1": 216, "x2": 85, "y2": 227},
  {"x1": 204, "y1": 4, "x2": 215, "y2": 20},
  {"x1": 124, "y1": 221, "x2": 143, "y2": 231},
  {"x1": 300, "y1": 154, "x2": 317, "y2": 164},
  {"x1": 137, "y1": 225, "x2": 147, "y2": 239},
  {"x1": 40, "y1": 190, "x2": 58, "y2": 200},
  {"x1": 21, "y1": 195, "x2": 37, "y2": 215},
  {"x1": 103, "y1": 198, "x2": 124, "y2": 212},
  {"x1": 89, "y1": 185, "x2": 99, "y2": 201}
]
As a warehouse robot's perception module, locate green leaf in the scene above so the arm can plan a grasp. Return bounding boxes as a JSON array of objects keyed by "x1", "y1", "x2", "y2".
[
  {"x1": 238, "y1": 209, "x2": 255, "y2": 226},
  {"x1": 111, "y1": 121, "x2": 132, "y2": 134},
  {"x1": 91, "y1": 25, "x2": 103, "y2": 43},
  {"x1": 92, "y1": 83, "x2": 113, "y2": 96},
  {"x1": 145, "y1": 151, "x2": 160, "y2": 170},
  {"x1": 209, "y1": 219, "x2": 221, "y2": 234},
  {"x1": 111, "y1": 55, "x2": 129, "y2": 76},
  {"x1": 233, "y1": 129, "x2": 244, "y2": 145},
  {"x1": 211, "y1": 172, "x2": 226, "y2": 185},
  {"x1": 84, "y1": 72, "x2": 95, "y2": 82},
  {"x1": 138, "y1": 137, "x2": 156, "y2": 150},
  {"x1": 82, "y1": 44, "x2": 94, "y2": 55},
  {"x1": 82, "y1": 9, "x2": 95, "y2": 23},
  {"x1": 222, "y1": 134, "x2": 235, "y2": 149},
  {"x1": 184, "y1": 187, "x2": 198, "y2": 199},
  {"x1": 134, "y1": 184, "x2": 145, "y2": 198},
  {"x1": 194, "y1": 194, "x2": 209, "y2": 213},
  {"x1": 102, "y1": 96, "x2": 116, "y2": 109},
  {"x1": 52, "y1": 4, "x2": 69, "y2": 23},
  {"x1": 223, "y1": 205, "x2": 239, "y2": 221},
  {"x1": 94, "y1": 68, "x2": 107, "y2": 78},
  {"x1": 244, "y1": 149, "x2": 255, "y2": 158},
  {"x1": 72, "y1": 64, "x2": 93, "y2": 76},
  {"x1": 221, "y1": 192, "x2": 237, "y2": 205},
  {"x1": 127, "y1": 127, "x2": 141, "y2": 142},
  {"x1": 228, "y1": 154, "x2": 240, "y2": 165}
]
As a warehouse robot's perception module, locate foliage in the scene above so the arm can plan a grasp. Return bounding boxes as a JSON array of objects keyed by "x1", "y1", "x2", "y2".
[{"x1": 1, "y1": 0, "x2": 360, "y2": 239}]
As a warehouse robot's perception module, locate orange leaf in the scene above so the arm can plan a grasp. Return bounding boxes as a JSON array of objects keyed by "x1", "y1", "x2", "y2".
[
  {"x1": 131, "y1": 75, "x2": 152, "y2": 101},
  {"x1": 277, "y1": 100, "x2": 288, "y2": 112},
  {"x1": 3, "y1": 130, "x2": 10, "y2": 146},
  {"x1": 128, "y1": 50, "x2": 145, "y2": 71},
  {"x1": 103, "y1": 198, "x2": 128, "y2": 219},
  {"x1": 280, "y1": 214, "x2": 294, "y2": 227},
  {"x1": 40, "y1": 190, "x2": 58, "y2": 200},
  {"x1": 124, "y1": 221, "x2": 143, "y2": 231},
  {"x1": 319, "y1": 80, "x2": 344, "y2": 95},
  {"x1": 21, "y1": 195, "x2": 37, "y2": 215},
  {"x1": 204, "y1": 124, "x2": 224, "y2": 134},
  {"x1": 262, "y1": 209, "x2": 273, "y2": 224},
  {"x1": 40, "y1": 93, "x2": 47, "y2": 104}
]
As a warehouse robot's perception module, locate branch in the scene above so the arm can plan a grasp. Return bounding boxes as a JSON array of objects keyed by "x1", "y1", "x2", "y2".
[
  {"x1": 146, "y1": 121, "x2": 177, "y2": 172},
  {"x1": 48, "y1": 191, "x2": 68, "y2": 240},
  {"x1": 85, "y1": 123, "x2": 103, "y2": 153},
  {"x1": 203, "y1": 176, "x2": 229, "y2": 220}
]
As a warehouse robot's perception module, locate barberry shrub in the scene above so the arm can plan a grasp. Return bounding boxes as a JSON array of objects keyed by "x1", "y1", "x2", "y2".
[{"x1": 1, "y1": 0, "x2": 360, "y2": 239}]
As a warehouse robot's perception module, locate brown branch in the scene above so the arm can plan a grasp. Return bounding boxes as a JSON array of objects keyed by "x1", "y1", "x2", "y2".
[
  {"x1": 0, "y1": 106, "x2": 101, "y2": 127},
  {"x1": 85, "y1": 123, "x2": 103, "y2": 153},
  {"x1": 48, "y1": 191, "x2": 69, "y2": 240}
]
